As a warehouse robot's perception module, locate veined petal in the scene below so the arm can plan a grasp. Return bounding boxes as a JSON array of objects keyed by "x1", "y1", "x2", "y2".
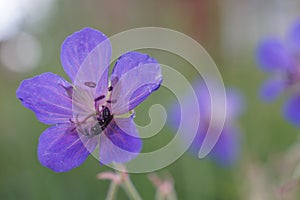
[
  {"x1": 283, "y1": 93, "x2": 300, "y2": 126},
  {"x1": 60, "y1": 27, "x2": 111, "y2": 88},
  {"x1": 73, "y1": 37, "x2": 111, "y2": 102},
  {"x1": 38, "y1": 124, "x2": 98, "y2": 172},
  {"x1": 110, "y1": 52, "x2": 162, "y2": 115},
  {"x1": 99, "y1": 117, "x2": 142, "y2": 165},
  {"x1": 16, "y1": 72, "x2": 73, "y2": 124},
  {"x1": 62, "y1": 28, "x2": 112, "y2": 118},
  {"x1": 111, "y1": 52, "x2": 159, "y2": 82},
  {"x1": 256, "y1": 38, "x2": 292, "y2": 72},
  {"x1": 260, "y1": 78, "x2": 286, "y2": 101}
]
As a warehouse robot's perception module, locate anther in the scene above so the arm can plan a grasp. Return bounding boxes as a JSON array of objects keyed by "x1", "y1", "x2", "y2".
[
  {"x1": 108, "y1": 86, "x2": 113, "y2": 91},
  {"x1": 59, "y1": 84, "x2": 73, "y2": 97},
  {"x1": 95, "y1": 95, "x2": 105, "y2": 102},
  {"x1": 106, "y1": 99, "x2": 117, "y2": 104},
  {"x1": 84, "y1": 81, "x2": 96, "y2": 88},
  {"x1": 70, "y1": 127, "x2": 76, "y2": 132}
]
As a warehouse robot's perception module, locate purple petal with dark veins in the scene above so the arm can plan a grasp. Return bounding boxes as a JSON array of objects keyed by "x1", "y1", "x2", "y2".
[
  {"x1": 61, "y1": 27, "x2": 111, "y2": 84},
  {"x1": 38, "y1": 124, "x2": 98, "y2": 172},
  {"x1": 99, "y1": 117, "x2": 142, "y2": 164},
  {"x1": 260, "y1": 78, "x2": 286, "y2": 101},
  {"x1": 110, "y1": 52, "x2": 162, "y2": 115},
  {"x1": 111, "y1": 52, "x2": 158, "y2": 84},
  {"x1": 16, "y1": 72, "x2": 73, "y2": 124},
  {"x1": 256, "y1": 38, "x2": 292, "y2": 72},
  {"x1": 283, "y1": 93, "x2": 300, "y2": 126}
]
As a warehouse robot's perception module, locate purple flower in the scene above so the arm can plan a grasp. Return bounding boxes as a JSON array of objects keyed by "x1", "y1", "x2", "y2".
[
  {"x1": 16, "y1": 27, "x2": 162, "y2": 172},
  {"x1": 256, "y1": 21, "x2": 300, "y2": 126},
  {"x1": 168, "y1": 81, "x2": 243, "y2": 166}
]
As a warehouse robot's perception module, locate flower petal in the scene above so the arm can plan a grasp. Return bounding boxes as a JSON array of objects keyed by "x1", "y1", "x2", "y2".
[
  {"x1": 62, "y1": 28, "x2": 112, "y2": 119},
  {"x1": 110, "y1": 52, "x2": 162, "y2": 115},
  {"x1": 260, "y1": 78, "x2": 286, "y2": 101},
  {"x1": 188, "y1": 126, "x2": 240, "y2": 166},
  {"x1": 16, "y1": 72, "x2": 73, "y2": 124},
  {"x1": 99, "y1": 117, "x2": 142, "y2": 164},
  {"x1": 192, "y1": 80, "x2": 244, "y2": 122},
  {"x1": 210, "y1": 127, "x2": 240, "y2": 166},
  {"x1": 256, "y1": 38, "x2": 292, "y2": 71},
  {"x1": 288, "y1": 21, "x2": 300, "y2": 55},
  {"x1": 61, "y1": 27, "x2": 111, "y2": 85},
  {"x1": 283, "y1": 93, "x2": 300, "y2": 126},
  {"x1": 225, "y1": 89, "x2": 244, "y2": 122},
  {"x1": 38, "y1": 124, "x2": 98, "y2": 172}
]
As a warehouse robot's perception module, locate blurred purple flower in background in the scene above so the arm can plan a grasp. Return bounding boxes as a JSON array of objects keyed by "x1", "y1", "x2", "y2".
[
  {"x1": 16, "y1": 27, "x2": 162, "y2": 172},
  {"x1": 257, "y1": 21, "x2": 300, "y2": 126},
  {"x1": 168, "y1": 80, "x2": 243, "y2": 166}
]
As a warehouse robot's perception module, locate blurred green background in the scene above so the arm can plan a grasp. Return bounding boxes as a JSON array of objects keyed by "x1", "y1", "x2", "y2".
[{"x1": 1, "y1": 0, "x2": 300, "y2": 199}]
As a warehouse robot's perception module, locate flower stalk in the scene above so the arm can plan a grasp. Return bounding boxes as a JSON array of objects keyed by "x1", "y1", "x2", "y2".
[
  {"x1": 148, "y1": 173, "x2": 177, "y2": 200},
  {"x1": 105, "y1": 181, "x2": 119, "y2": 200},
  {"x1": 98, "y1": 164, "x2": 142, "y2": 200},
  {"x1": 122, "y1": 176, "x2": 142, "y2": 200}
]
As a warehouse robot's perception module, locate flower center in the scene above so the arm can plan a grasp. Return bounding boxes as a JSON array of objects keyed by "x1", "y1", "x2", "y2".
[
  {"x1": 70, "y1": 86, "x2": 116, "y2": 137},
  {"x1": 76, "y1": 106, "x2": 113, "y2": 137},
  {"x1": 96, "y1": 106, "x2": 114, "y2": 132}
]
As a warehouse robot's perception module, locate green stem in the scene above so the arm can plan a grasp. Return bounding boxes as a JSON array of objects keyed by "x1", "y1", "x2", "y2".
[
  {"x1": 167, "y1": 191, "x2": 177, "y2": 200},
  {"x1": 122, "y1": 177, "x2": 142, "y2": 200},
  {"x1": 105, "y1": 181, "x2": 119, "y2": 200},
  {"x1": 155, "y1": 190, "x2": 164, "y2": 200}
]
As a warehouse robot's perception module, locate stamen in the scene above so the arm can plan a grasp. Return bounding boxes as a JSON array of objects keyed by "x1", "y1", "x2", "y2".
[
  {"x1": 106, "y1": 99, "x2": 117, "y2": 104},
  {"x1": 59, "y1": 84, "x2": 73, "y2": 97},
  {"x1": 84, "y1": 81, "x2": 96, "y2": 88},
  {"x1": 70, "y1": 126, "x2": 77, "y2": 132},
  {"x1": 80, "y1": 113, "x2": 97, "y2": 124},
  {"x1": 108, "y1": 86, "x2": 113, "y2": 91},
  {"x1": 95, "y1": 95, "x2": 105, "y2": 102}
]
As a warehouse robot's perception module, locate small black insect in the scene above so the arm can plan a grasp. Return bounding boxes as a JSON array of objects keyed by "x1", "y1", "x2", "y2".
[
  {"x1": 89, "y1": 123, "x2": 103, "y2": 136},
  {"x1": 98, "y1": 106, "x2": 113, "y2": 129},
  {"x1": 85, "y1": 106, "x2": 113, "y2": 137}
]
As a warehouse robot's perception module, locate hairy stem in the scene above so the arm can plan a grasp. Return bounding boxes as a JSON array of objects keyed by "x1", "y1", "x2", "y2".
[
  {"x1": 122, "y1": 176, "x2": 142, "y2": 200},
  {"x1": 105, "y1": 181, "x2": 119, "y2": 200},
  {"x1": 167, "y1": 191, "x2": 177, "y2": 200}
]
